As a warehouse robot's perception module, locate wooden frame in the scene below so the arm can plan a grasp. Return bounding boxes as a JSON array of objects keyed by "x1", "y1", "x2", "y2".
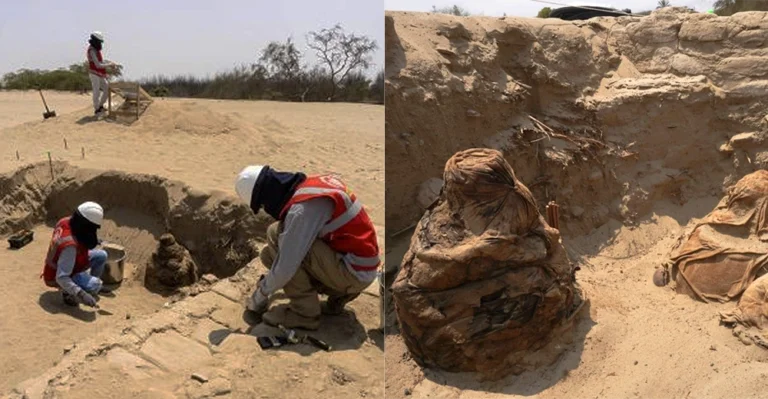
[{"x1": 107, "y1": 81, "x2": 154, "y2": 122}]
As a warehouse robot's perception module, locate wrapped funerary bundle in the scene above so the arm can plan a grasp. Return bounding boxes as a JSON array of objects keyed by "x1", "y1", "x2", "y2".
[{"x1": 392, "y1": 148, "x2": 583, "y2": 378}]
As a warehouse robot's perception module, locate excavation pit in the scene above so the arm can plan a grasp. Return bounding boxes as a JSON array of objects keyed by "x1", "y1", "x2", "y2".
[
  {"x1": 385, "y1": 8, "x2": 768, "y2": 398},
  {"x1": 0, "y1": 162, "x2": 269, "y2": 391}
]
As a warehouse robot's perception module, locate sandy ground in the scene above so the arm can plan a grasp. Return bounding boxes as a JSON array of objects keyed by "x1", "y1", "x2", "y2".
[
  {"x1": 386, "y1": 199, "x2": 768, "y2": 399},
  {"x1": 0, "y1": 90, "x2": 384, "y2": 398},
  {"x1": 0, "y1": 91, "x2": 384, "y2": 229},
  {"x1": 0, "y1": 226, "x2": 165, "y2": 393},
  {"x1": 0, "y1": 91, "x2": 91, "y2": 130}
]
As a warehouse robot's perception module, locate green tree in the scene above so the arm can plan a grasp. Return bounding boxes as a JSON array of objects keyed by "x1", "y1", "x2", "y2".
[
  {"x1": 307, "y1": 24, "x2": 377, "y2": 101},
  {"x1": 657, "y1": 0, "x2": 671, "y2": 8},
  {"x1": 258, "y1": 37, "x2": 302, "y2": 80},
  {"x1": 537, "y1": 7, "x2": 552, "y2": 17},
  {"x1": 431, "y1": 5, "x2": 471, "y2": 16},
  {"x1": 151, "y1": 86, "x2": 170, "y2": 97}
]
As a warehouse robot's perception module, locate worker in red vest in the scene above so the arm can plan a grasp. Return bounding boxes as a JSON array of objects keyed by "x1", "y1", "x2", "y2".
[
  {"x1": 86, "y1": 31, "x2": 120, "y2": 116},
  {"x1": 235, "y1": 165, "x2": 380, "y2": 330},
  {"x1": 41, "y1": 202, "x2": 108, "y2": 308}
]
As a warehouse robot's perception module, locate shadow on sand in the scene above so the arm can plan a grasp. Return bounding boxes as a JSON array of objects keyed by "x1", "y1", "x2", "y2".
[
  {"x1": 207, "y1": 302, "x2": 375, "y2": 356},
  {"x1": 38, "y1": 290, "x2": 97, "y2": 322}
]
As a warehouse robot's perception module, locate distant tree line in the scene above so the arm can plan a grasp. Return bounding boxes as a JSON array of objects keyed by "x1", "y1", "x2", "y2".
[
  {"x1": 0, "y1": 24, "x2": 382, "y2": 104},
  {"x1": 431, "y1": 5, "x2": 472, "y2": 16},
  {"x1": 1, "y1": 62, "x2": 122, "y2": 91}
]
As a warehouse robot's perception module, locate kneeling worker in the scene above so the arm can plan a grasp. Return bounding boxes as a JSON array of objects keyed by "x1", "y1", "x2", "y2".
[
  {"x1": 235, "y1": 165, "x2": 380, "y2": 330},
  {"x1": 41, "y1": 202, "x2": 107, "y2": 307}
]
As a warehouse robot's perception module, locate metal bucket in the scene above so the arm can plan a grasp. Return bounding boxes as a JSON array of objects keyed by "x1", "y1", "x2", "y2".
[{"x1": 102, "y1": 243, "x2": 126, "y2": 285}]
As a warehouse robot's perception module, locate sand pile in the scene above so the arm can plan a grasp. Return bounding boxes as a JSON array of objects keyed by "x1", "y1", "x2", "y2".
[
  {"x1": 0, "y1": 162, "x2": 268, "y2": 282},
  {"x1": 393, "y1": 149, "x2": 582, "y2": 379},
  {"x1": 135, "y1": 101, "x2": 243, "y2": 135}
]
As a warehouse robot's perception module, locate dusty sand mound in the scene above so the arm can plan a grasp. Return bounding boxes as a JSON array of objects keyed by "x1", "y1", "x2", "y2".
[
  {"x1": 0, "y1": 161, "x2": 268, "y2": 280},
  {"x1": 386, "y1": 8, "x2": 768, "y2": 399},
  {"x1": 135, "y1": 101, "x2": 244, "y2": 135}
]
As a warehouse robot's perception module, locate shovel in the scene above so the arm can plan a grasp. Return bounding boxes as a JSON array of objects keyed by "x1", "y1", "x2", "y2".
[{"x1": 38, "y1": 89, "x2": 56, "y2": 119}]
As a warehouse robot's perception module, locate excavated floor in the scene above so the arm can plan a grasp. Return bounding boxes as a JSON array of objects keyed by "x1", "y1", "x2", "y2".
[
  {"x1": 0, "y1": 162, "x2": 267, "y2": 392},
  {"x1": 1, "y1": 163, "x2": 383, "y2": 399}
]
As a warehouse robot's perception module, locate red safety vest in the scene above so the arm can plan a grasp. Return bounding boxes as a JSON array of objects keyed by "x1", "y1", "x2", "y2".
[
  {"x1": 87, "y1": 46, "x2": 107, "y2": 78},
  {"x1": 41, "y1": 217, "x2": 91, "y2": 287},
  {"x1": 280, "y1": 175, "x2": 380, "y2": 272}
]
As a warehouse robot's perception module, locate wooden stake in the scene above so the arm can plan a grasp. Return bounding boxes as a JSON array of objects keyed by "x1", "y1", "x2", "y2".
[
  {"x1": 546, "y1": 201, "x2": 560, "y2": 230},
  {"x1": 16, "y1": 150, "x2": 19, "y2": 160},
  {"x1": 47, "y1": 152, "x2": 53, "y2": 178},
  {"x1": 136, "y1": 83, "x2": 140, "y2": 120},
  {"x1": 64, "y1": 138, "x2": 68, "y2": 149},
  {"x1": 81, "y1": 147, "x2": 85, "y2": 159}
]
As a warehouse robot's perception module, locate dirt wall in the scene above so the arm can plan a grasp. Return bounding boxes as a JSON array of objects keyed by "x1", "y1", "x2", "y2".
[
  {"x1": 0, "y1": 162, "x2": 270, "y2": 278},
  {"x1": 385, "y1": 8, "x2": 768, "y2": 243}
]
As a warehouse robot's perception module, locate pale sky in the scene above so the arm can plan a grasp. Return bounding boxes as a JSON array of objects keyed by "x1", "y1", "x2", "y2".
[
  {"x1": 385, "y1": 0, "x2": 717, "y2": 17},
  {"x1": 0, "y1": 0, "x2": 384, "y2": 80}
]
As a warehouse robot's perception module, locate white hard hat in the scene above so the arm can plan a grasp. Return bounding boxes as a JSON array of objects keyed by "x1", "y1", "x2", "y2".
[
  {"x1": 91, "y1": 31, "x2": 104, "y2": 41},
  {"x1": 77, "y1": 201, "x2": 104, "y2": 226},
  {"x1": 235, "y1": 165, "x2": 265, "y2": 204}
]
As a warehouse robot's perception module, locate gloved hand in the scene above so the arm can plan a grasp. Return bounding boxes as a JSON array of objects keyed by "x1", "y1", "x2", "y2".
[
  {"x1": 246, "y1": 287, "x2": 269, "y2": 314},
  {"x1": 76, "y1": 290, "x2": 98, "y2": 307}
]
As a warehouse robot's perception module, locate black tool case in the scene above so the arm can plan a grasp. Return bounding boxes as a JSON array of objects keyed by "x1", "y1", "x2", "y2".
[{"x1": 8, "y1": 229, "x2": 34, "y2": 249}]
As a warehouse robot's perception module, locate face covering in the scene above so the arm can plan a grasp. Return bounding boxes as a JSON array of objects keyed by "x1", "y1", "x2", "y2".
[
  {"x1": 69, "y1": 210, "x2": 100, "y2": 249},
  {"x1": 89, "y1": 38, "x2": 103, "y2": 51},
  {"x1": 249, "y1": 166, "x2": 307, "y2": 219}
]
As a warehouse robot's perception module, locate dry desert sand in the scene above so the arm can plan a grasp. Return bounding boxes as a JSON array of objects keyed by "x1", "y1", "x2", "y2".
[
  {"x1": 385, "y1": 8, "x2": 768, "y2": 399},
  {"x1": 0, "y1": 90, "x2": 384, "y2": 398}
]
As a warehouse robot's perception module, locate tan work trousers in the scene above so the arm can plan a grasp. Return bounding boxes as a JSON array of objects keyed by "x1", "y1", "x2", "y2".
[{"x1": 260, "y1": 221, "x2": 370, "y2": 318}]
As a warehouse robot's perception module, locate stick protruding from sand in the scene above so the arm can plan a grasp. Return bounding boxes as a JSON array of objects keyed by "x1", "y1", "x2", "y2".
[{"x1": 47, "y1": 151, "x2": 53, "y2": 178}]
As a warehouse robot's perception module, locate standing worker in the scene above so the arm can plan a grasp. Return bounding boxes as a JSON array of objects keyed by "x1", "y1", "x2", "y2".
[
  {"x1": 235, "y1": 165, "x2": 380, "y2": 330},
  {"x1": 86, "y1": 31, "x2": 120, "y2": 116},
  {"x1": 41, "y1": 202, "x2": 108, "y2": 308}
]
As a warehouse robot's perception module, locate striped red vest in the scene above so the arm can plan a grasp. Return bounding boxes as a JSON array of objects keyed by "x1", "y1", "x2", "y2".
[
  {"x1": 280, "y1": 175, "x2": 380, "y2": 272},
  {"x1": 41, "y1": 217, "x2": 91, "y2": 287},
  {"x1": 87, "y1": 46, "x2": 107, "y2": 77}
]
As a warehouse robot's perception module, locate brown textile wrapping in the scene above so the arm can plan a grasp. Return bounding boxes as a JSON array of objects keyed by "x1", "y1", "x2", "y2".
[
  {"x1": 669, "y1": 170, "x2": 768, "y2": 303},
  {"x1": 392, "y1": 148, "x2": 579, "y2": 378},
  {"x1": 720, "y1": 273, "x2": 768, "y2": 331}
]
